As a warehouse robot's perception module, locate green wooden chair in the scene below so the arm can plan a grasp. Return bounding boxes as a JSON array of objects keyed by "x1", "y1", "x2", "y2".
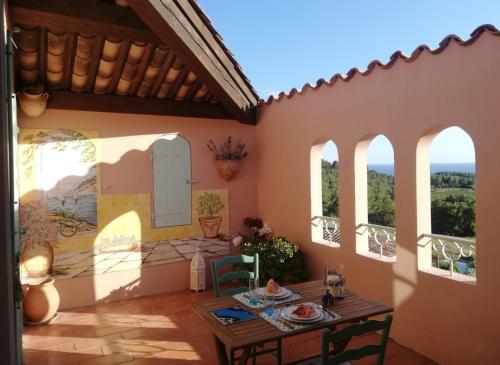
[
  {"x1": 210, "y1": 254, "x2": 282, "y2": 365},
  {"x1": 297, "y1": 314, "x2": 393, "y2": 365}
]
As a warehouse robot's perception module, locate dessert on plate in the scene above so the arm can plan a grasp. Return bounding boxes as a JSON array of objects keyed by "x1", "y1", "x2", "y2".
[
  {"x1": 266, "y1": 279, "x2": 280, "y2": 294},
  {"x1": 291, "y1": 304, "x2": 316, "y2": 319}
]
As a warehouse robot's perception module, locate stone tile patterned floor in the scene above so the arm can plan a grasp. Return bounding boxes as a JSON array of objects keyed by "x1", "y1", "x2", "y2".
[
  {"x1": 23, "y1": 288, "x2": 439, "y2": 365},
  {"x1": 23, "y1": 237, "x2": 230, "y2": 282}
]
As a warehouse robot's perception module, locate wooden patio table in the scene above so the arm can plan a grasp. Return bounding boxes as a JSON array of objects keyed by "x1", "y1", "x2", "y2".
[{"x1": 191, "y1": 280, "x2": 393, "y2": 365}]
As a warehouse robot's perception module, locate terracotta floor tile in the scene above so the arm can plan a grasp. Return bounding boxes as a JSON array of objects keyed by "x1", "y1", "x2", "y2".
[{"x1": 23, "y1": 288, "x2": 435, "y2": 365}]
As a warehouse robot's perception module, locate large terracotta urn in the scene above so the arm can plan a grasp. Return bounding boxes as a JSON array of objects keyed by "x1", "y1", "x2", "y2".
[
  {"x1": 215, "y1": 160, "x2": 240, "y2": 181},
  {"x1": 199, "y1": 216, "x2": 222, "y2": 238},
  {"x1": 17, "y1": 88, "x2": 49, "y2": 118},
  {"x1": 21, "y1": 240, "x2": 54, "y2": 277},
  {"x1": 24, "y1": 277, "x2": 60, "y2": 324}
]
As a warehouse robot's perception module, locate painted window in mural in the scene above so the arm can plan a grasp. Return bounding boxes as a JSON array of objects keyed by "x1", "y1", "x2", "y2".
[{"x1": 22, "y1": 129, "x2": 97, "y2": 238}]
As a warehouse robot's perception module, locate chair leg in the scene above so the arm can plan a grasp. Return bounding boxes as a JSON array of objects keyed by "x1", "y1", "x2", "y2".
[
  {"x1": 252, "y1": 345, "x2": 257, "y2": 365},
  {"x1": 230, "y1": 349, "x2": 235, "y2": 365},
  {"x1": 276, "y1": 339, "x2": 282, "y2": 365}
]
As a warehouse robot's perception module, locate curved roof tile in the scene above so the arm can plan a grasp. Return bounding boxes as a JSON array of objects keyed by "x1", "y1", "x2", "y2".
[{"x1": 260, "y1": 24, "x2": 499, "y2": 106}]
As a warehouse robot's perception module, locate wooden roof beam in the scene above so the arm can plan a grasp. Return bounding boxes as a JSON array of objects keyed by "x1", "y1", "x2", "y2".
[
  {"x1": 129, "y1": 0, "x2": 256, "y2": 124},
  {"x1": 47, "y1": 90, "x2": 235, "y2": 120},
  {"x1": 9, "y1": 0, "x2": 162, "y2": 45}
]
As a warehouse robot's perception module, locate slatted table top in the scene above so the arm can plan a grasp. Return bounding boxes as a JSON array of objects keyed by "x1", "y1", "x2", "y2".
[{"x1": 191, "y1": 280, "x2": 393, "y2": 350}]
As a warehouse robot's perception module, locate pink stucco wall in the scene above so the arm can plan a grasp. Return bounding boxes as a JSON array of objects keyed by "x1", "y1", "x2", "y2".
[
  {"x1": 19, "y1": 109, "x2": 258, "y2": 236},
  {"x1": 256, "y1": 33, "x2": 500, "y2": 364},
  {"x1": 19, "y1": 110, "x2": 256, "y2": 307}
]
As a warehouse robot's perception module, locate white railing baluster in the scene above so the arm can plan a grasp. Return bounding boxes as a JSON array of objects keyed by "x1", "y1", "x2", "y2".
[
  {"x1": 424, "y1": 233, "x2": 476, "y2": 277},
  {"x1": 311, "y1": 215, "x2": 341, "y2": 246},
  {"x1": 360, "y1": 223, "x2": 397, "y2": 258}
]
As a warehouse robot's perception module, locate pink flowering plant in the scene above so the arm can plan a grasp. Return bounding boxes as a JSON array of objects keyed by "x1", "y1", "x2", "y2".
[
  {"x1": 20, "y1": 200, "x2": 58, "y2": 249},
  {"x1": 234, "y1": 217, "x2": 308, "y2": 283}
]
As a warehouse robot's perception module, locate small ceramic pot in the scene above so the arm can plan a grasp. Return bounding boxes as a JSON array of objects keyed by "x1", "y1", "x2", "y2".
[
  {"x1": 17, "y1": 90, "x2": 49, "y2": 118},
  {"x1": 24, "y1": 277, "x2": 60, "y2": 324},
  {"x1": 199, "y1": 216, "x2": 222, "y2": 238},
  {"x1": 215, "y1": 160, "x2": 241, "y2": 181}
]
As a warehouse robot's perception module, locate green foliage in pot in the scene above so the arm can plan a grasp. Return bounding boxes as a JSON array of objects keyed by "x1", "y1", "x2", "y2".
[
  {"x1": 197, "y1": 192, "x2": 224, "y2": 218},
  {"x1": 240, "y1": 236, "x2": 308, "y2": 284}
]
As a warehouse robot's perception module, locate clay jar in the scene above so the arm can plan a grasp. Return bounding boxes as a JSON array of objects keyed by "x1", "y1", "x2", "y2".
[
  {"x1": 23, "y1": 277, "x2": 60, "y2": 324},
  {"x1": 215, "y1": 160, "x2": 241, "y2": 181},
  {"x1": 17, "y1": 88, "x2": 49, "y2": 118}
]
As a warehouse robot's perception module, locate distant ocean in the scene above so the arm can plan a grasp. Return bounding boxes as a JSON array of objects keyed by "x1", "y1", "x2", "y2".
[{"x1": 368, "y1": 163, "x2": 475, "y2": 176}]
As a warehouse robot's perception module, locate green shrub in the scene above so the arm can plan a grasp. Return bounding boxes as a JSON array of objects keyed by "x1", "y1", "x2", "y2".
[{"x1": 239, "y1": 236, "x2": 308, "y2": 284}]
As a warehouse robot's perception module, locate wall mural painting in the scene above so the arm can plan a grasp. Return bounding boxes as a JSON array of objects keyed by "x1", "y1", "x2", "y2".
[
  {"x1": 19, "y1": 129, "x2": 98, "y2": 278},
  {"x1": 22, "y1": 129, "x2": 98, "y2": 237}
]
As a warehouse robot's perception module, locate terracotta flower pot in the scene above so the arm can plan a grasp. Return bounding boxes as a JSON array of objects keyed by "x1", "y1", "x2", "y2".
[
  {"x1": 21, "y1": 240, "x2": 54, "y2": 277},
  {"x1": 17, "y1": 89, "x2": 49, "y2": 118},
  {"x1": 199, "y1": 216, "x2": 222, "y2": 238},
  {"x1": 215, "y1": 160, "x2": 241, "y2": 181},
  {"x1": 24, "y1": 277, "x2": 60, "y2": 324}
]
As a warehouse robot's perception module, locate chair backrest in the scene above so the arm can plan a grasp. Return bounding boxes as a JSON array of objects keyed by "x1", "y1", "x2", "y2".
[
  {"x1": 320, "y1": 314, "x2": 393, "y2": 365},
  {"x1": 210, "y1": 254, "x2": 259, "y2": 298}
]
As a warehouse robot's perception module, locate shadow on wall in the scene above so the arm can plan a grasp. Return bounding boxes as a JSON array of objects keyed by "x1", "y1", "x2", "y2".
[{"x1": 19, "y1": 135, "x2": 231, "y2": 307}]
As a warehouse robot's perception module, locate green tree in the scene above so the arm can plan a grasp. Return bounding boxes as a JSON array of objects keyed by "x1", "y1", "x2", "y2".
[{"x1": 431, "y1": 194, "x2": 475, "y2": 237}]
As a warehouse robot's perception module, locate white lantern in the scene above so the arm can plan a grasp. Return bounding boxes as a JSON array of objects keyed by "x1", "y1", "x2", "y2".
[{"x1": 190, "y1": 248, "x2": 206, "y2": 292}]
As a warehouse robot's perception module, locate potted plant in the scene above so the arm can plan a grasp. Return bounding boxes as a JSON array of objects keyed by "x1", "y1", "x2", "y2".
[
  {"x1": 20, "y1": 200, "x2": 60, "y2": 324},
  {"x1": 207, "y1": 136, "x2": 247, "y2": 181},
  {"x1": 197, "y1": 192, "x2": 224, "y2": 238},
  {"x1": 20, "y1": 200, "x2": 58, "y2": 277}
]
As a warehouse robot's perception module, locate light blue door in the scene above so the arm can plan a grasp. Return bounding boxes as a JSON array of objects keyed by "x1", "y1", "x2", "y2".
[{"x1": 153, "y1": 135, "x2": 192, "y2": 227}]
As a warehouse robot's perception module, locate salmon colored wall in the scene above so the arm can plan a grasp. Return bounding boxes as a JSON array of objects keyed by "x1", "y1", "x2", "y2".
[
  {"x1": 19, "y1": 109, "x2": 258, "y2": 237},
  {"x1": 256, "y1": 33, "x2": 500, "y2": 364},
  {"x1": 19, "y1": 110, "x2": 255, "y2": 306}
]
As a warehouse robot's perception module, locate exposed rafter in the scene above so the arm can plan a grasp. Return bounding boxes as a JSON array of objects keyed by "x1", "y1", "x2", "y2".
[
  {"x1": 9, "y1": 0, "x2": 161, "y2": 45},
  {"x1": 129, "y1": 0, "x2": 258, "y2": 123},
  {"x1": 47, "y1": 90, "x2": 235, "y2": 120}
]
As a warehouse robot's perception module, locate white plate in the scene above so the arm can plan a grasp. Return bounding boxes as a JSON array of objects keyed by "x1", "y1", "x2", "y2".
[
  {"x1": 256, "y1": 286, "x2": 289, "y2": 298},
  {"x1": 281, "y1": 303, "x2": 322, "y2": 322}
]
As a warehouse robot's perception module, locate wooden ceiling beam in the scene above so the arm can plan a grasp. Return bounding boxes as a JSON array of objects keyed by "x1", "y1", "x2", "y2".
[
  {"x1": 9, "y1": 0, "x2": 162, "y2": 45},
  {"x1": 107, "y1": 40, "x2": 131, "y2": 94},
  {"x1": 129, "y1": 0, "x2": 256, "y2": 124},
  {"x1": 47, "y1": 90, "x2": 235, "y2": 120},
  {"x1": 85, "y1": 36, "x2": 105, "y2": 93}
]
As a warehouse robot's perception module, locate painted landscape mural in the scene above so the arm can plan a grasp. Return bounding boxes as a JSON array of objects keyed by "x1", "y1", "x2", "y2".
[
  {"x1": 22, "y1": 129, "x2": 98, "y2": 238},
  {"x1": 19, "y1": 128, "x2": 230, "y2": 281}
]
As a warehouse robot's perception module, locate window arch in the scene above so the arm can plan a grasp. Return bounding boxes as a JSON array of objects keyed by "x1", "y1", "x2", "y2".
[
  {"x1": 311, "y1": 140, "x2": 340, "y2": 247},
  {"x1": 417, "y1": 126, "x2": 476, "y2": 279},
  {"x1": 355, "y1": 134, "x2": 396, "y2": 261}
]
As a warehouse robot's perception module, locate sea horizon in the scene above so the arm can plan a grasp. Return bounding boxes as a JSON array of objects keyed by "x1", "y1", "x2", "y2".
[{"x1": 367, "y1": 162, "x2": 475, "y2": 176}]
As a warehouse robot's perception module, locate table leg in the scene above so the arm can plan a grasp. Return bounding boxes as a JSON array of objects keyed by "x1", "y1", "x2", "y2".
[
  {"x1": 238, "y1": 346, "x2": 252, "y2": 365},
  {"x1": 213, "y1": 334, "x2": 229, "y2": 365}
]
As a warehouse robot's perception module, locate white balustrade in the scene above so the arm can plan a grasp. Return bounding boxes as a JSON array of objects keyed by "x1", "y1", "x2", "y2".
[
  {"x1": 311, "y1": 215, "x2": 340, "y2": 245},
  {"x1": 423, "y1": 233, "x2": 476, "y2": 276}
]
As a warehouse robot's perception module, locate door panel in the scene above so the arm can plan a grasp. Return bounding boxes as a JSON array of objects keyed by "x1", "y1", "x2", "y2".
[{"x1": 153, "y1": 135, "x2": 192, "y2": 227}]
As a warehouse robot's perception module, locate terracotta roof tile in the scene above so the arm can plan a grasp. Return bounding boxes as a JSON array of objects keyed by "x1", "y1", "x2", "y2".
[{"x1": 261, "y1": 24, "x2": 499, "y2": 106}]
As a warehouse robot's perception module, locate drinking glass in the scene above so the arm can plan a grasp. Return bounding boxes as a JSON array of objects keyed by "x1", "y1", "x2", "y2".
[
  {"x1": 263, "y1": 294, "x2": 275, "y2": 316},
  {"x1": 248, "y1": 278, "x2": 259, "y2": 305}
]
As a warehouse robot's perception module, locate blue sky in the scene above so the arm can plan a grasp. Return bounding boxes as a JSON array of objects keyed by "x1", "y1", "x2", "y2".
[{"x1": 198, "y1": 0, "x2": 495, "y2": 163}]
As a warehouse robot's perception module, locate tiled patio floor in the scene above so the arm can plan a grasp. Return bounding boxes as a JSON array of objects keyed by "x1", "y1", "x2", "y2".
[
  {"x1": 23, "y1": 289, "x2": 438, "y2": 365},
  {"x1": 22, "y1": 237, "x2": 230, "y2": 282}
]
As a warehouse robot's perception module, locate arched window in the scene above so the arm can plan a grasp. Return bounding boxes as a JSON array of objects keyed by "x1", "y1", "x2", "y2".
[
  {"x1": 419, "y1": 127, "x2": 476, "y2": 278},
  {"x1": 311, "y1": 140, "x2": 340, "y2": 247},
  {"x1": 152, "y1": 134, "x2": 192, "y2": 227},
  {"x1": 355, "y1": 135, "x2": 396, "y2": 261}
]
